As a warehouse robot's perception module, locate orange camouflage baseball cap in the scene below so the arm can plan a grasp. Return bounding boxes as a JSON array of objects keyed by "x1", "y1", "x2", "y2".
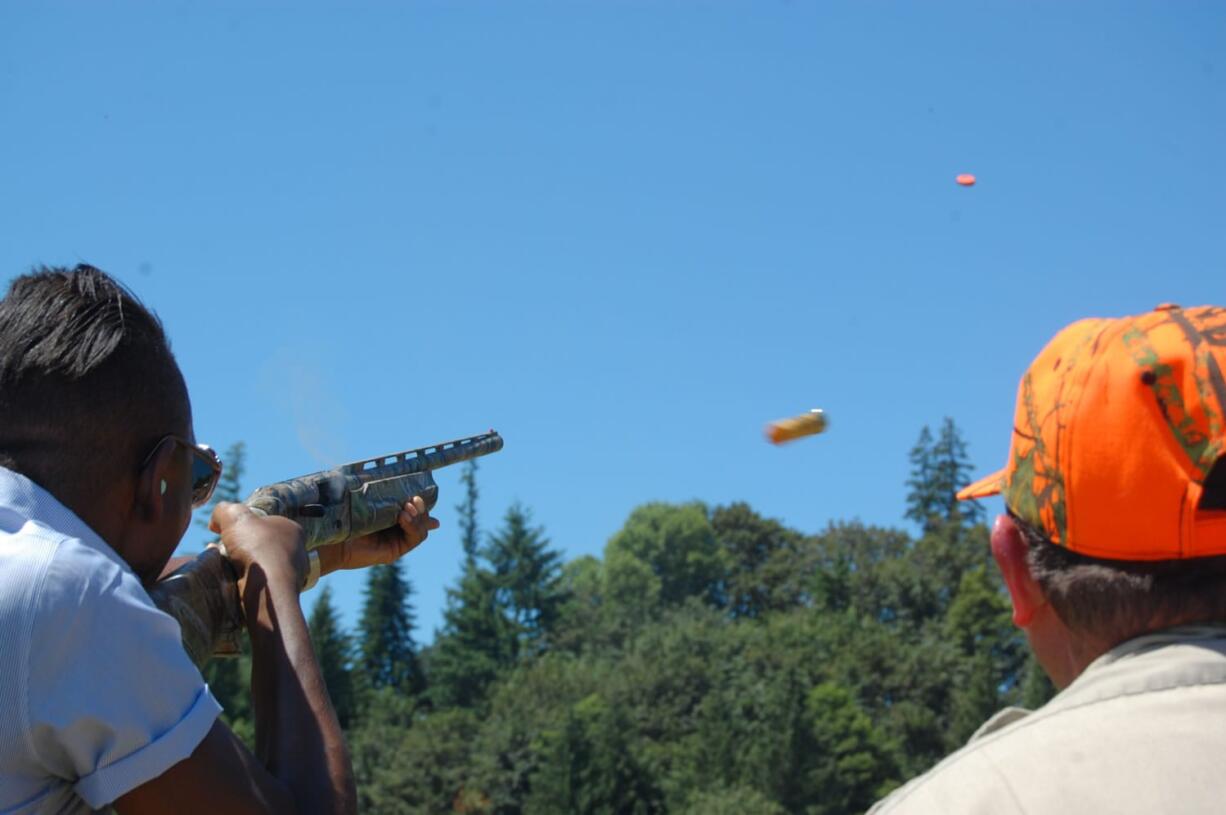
[{"x1": 957, "y1": 304, "x2": 1226, "y2": 561}]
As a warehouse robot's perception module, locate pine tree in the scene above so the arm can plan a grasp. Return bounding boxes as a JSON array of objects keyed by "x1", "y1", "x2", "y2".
[
  {"x1": 429, "y1": 460, "x2": 504, "y2": 709},
  {"x1": 905, "y1": 420, "x2": 985, "y2": 531},
  {"x1": 904, "y1": 426, "x2": 939, "y2": 530},
  {"x1": 308, "y1": 585, "x2": 356, "y2": 728},
  {"x1": 457, "y1": 459, "x2": 480, "y2": 562},
  {"x1": 357, "y1": 562, "x2": 421, "y2": 694},
  {"x1": 428, "y1": 503, "x2": 564, "y2": 708},
  {"x1": 485, "y1": 502, "x2": 565, "y2": 657},
  {"x1": 931, "y1": 417, "x2": 985, "y2": 526},
  {"x1": 426, "y1": 562, "x2": 509, "y2": 710}
]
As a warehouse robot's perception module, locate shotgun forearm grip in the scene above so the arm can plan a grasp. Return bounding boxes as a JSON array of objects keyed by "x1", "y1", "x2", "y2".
[{"x1": 149, "y1": 546, "x2": 243, "y2": 669}]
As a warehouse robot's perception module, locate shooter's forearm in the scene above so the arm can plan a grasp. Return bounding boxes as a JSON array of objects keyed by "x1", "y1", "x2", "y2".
[{"x1": 244, "y1": 564, "x2": 356, "y2": 815}]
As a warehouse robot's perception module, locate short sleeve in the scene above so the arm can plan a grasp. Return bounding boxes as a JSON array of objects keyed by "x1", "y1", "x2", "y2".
[{"x1": 24, "y1": 538, "x2": 222, "y2": 808}]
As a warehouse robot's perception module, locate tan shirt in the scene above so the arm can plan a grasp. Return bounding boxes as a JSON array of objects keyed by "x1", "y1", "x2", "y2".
[{"x1": 867, "y1": 626, "x2": 1226, "y2": 815}]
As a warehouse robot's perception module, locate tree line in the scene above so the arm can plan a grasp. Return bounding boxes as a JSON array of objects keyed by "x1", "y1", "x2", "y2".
[{"x1": 197, "y1": 418, "x2": 1053, "y2": 814}]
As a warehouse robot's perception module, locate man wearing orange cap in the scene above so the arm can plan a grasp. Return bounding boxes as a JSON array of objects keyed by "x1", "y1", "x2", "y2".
[{"x1": 870, "y1": 304, "x2": 1226, "y2": 814}]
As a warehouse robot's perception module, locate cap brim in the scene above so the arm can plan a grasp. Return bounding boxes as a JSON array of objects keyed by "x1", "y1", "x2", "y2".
[{"x1": 957, "y1": 469, "x2": 1006, "y2": 501}]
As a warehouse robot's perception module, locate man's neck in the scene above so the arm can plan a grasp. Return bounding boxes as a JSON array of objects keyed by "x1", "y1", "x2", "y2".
[{"x1": 11, "y1": 461, "x2": 131, "y2": 558}]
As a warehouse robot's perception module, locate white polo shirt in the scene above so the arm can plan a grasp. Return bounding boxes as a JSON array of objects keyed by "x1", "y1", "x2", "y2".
[
  {"x1": 869, "y1": 625, "x2": 1226, "y2": 815},
  {"x1": 0, "y1": 466, "x2": 221, "y2": 813}
]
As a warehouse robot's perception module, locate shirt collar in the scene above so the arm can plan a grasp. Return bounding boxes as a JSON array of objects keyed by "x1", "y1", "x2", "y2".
[
  {"x1": 1054, "y1": 624, "x2": 1226, "y2": 711},
  {"x1": 1097, "y1": 625, "x2": 1226, "y2": 664}
]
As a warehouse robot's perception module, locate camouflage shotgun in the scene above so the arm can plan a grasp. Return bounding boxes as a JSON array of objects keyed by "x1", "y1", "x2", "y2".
[{"x1": 149, "y1": 431, "x2": 504, "y2": 668}]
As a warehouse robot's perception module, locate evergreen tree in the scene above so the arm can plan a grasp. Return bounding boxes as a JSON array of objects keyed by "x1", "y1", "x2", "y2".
[
  {"x1": 486, "y1": 502, "x2": 565, "y2": 658},
  {"x1": 457, "y1": 459, "x2": 480, "y2": 563},
  {"x1": 802, "y1": 682, "x2": 898, "y2": 815},
  {"x1": 357, "y1": 562, "x2": 421, "y2": 694},
  {"x1": 905, "y1": 425, "x2": 940, "y2": 530},
  {"x1": 931, "y1": 417, "x2": 985, "y2": 526},
  {"x1": 905, "y1": 420, "x2": 985, "y2": 530},
  {"x1": 428, "y1": 457, "x2": 505, "y2": 709},
  {"x1": 308, "y1": 585, "x2": 356, "y2": 728},
  {"x1": 429, "y1": 503, "x2": 565, "y2": 709},
  {"x1": 427, "y1": 562, "x2": 510, "y2": 710}
]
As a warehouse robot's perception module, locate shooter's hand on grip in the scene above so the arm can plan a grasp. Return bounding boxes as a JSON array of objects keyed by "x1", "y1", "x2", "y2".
[{"x1": 209, "y1": 502, "x2": 309, "y2": 607}]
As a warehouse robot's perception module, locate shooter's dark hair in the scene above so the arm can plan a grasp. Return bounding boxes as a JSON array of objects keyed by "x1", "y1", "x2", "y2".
[
  {"x1": 1011, "y1": 466, "x2": 1226, "y2": 645},
  {"x1": 0, "y1": 264, "x2": 187, "y2": 487}
]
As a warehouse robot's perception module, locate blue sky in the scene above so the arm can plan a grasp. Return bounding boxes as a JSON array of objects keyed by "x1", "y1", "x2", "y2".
[{"x1": 2, "y1": 2, "x2": 1223, "y2": 640}]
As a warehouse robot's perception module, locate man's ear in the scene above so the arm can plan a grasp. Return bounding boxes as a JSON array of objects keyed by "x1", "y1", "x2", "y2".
[
  {"x1": 134, "y1": 437, "x2": 175, "y2": 522},
  {"x1": 991, "y1": 513, "x2": 1045, "y2": 628}
]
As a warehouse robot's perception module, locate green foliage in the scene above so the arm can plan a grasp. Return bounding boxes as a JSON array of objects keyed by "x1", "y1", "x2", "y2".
[
  {"x1": 527, "y1": 693, "x2": 662, "y2": 815},
  {"x1": 485, "y1": 503, "x2": 565, "y2": 658},
  {"x1": 309, "y1": 585, "x2": 356, "y2": 728},
  {"x1": 351, "y1": 697, "x2": 480, "y2": 815},
  {"x1": 676, "y1": 784, "x2": 779, "y2": 813},
  {"x1": 932, "y1": 417, "x2": 986, "y2": 526},
  {"x1": 427, "y1": 561, "x2": 512, "y2": 710},
  {"x1": 358, "y1": 562, "x2": 421, "y2": 694},
  {"x1": 550, "y1": 556, "x2": 607, "y2": 654},
  {"x1": 712, "y1": 502, "x2": 811, "y2": 618},
  {"x1": 326, "y1": 419, "x2": 1044, "y2": 814},
  {"x1": 679, "y1": 786, "x2": 785, "y2": 815},
  {"x1": 905, "y1": 425, "x2": 939, "y2": 529},
  {"x1": 457, "y1": 459, "x2": 480, "y2": 562},
  {"x1": 428, "y1": 504, "x2": 565, "y2": 710},
  {"x1": 905, "y1": 419, "x2": 984, "y2": 531},
  {"x1": 462, "y1": 652, "x2": 608, "y2": 814},
  {"x1": 803, "y1": 682, "x2": 898, "y2": 815},
  {"x1": 605, "y1": 502, "x2": 726, "y2": 607},
  {"x1": 597, "y1": 545, "x2": 662, "y2": 644}
]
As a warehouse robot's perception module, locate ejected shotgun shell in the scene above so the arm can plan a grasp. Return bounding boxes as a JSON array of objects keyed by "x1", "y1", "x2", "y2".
[{"x1": 766, "y1": 409, "x2": 828, "y2": 445}]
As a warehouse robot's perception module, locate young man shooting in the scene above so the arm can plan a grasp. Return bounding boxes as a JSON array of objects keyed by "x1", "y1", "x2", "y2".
[{"x1": 0, "y1": 265, "x2": 437, "y2": 814}]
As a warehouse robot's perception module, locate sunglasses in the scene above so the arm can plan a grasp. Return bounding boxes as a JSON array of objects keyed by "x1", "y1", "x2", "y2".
[{"x1": 142, "y1": 435, "x2": 224, "y2": 509}]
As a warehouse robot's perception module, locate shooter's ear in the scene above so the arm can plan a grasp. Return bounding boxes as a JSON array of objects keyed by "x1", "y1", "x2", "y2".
[
  {"x1": 991, "y1": 514, "x2": 1045, "y2": 628},
  {"x1": 135, "y1": 437, "x2": 175, "y2": 521}
]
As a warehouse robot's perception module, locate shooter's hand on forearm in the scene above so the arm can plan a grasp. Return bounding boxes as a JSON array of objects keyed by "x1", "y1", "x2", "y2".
[{"x1": 316, "y1": 495, "x2": 439, "y2": 576}]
